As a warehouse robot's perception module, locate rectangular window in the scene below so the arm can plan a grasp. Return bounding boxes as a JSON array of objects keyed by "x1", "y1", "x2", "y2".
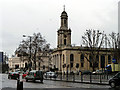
[
  {"x1": 81, "y1": 63, "x2": 84, "y2": 67},
  {"x1": 70, "y1": 63, "x2": 73, "y2": 68},
  {"x1": 64, "y1": 19, "x2": 66, "y2": 25},
  {"x1": 64, "y1": 39, "x2": 66, "y2": 45},
  {"x1": 108, "y1": 55, "x2": 111, "y2": 64}
]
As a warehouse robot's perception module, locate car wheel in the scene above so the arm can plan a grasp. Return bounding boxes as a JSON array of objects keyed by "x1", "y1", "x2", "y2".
[
  {"x1": 40, "y1": 79, "x2": 43, "y2": 83},
  {"x1": 33, "y1": 79, "x2": 36, "y2": 82},
  {"x1": 110, "y1": 82, "x2": 116, "y2": 88}
]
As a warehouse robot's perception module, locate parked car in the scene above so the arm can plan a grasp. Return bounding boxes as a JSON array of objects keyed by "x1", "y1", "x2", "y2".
[
  {"x1": 82, "y1": 70, "x2": 92, "y2": 75},
  {"x1": 92, "y1": 70, "x2": 107, "y2": 75},
  {"x1": 109, "y1": 72, "x2": 120, "y2": 88},
  {"x1": 8, "y1": 72, "x2": 20, "y2": 79},
  {"x1": 25, "y1": 70, "x2": 43, "y2": 83},
  {"x1": 44, "y1": 71, "x2": 58, "y2": 78},
  {"x1": 15, "y1": 69, "x2": 21, "y2": 73},
  {"x1": 92, "y1": 70, "x2": 102, "y2": 75},
  {"x1": 22, "y1": 72, "x2": 28, "y2": 78}
]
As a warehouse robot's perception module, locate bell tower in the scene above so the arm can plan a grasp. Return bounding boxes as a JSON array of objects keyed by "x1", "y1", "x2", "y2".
[{"x1": 57, "y1": 6, "x2": 71, "y2": 48}]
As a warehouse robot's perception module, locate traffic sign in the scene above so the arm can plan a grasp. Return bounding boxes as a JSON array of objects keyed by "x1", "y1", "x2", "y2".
[{"x1": 112, "y1": 58, "x2": 116, "y2": 63}]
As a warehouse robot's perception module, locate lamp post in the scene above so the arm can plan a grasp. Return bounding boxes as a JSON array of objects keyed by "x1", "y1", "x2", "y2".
[
  {"x1": 48, "y1": 53, "x2": 52, "y2": 71},
  {"x1": 23, "y1": 35, "x2": 32, "y2": 71}
]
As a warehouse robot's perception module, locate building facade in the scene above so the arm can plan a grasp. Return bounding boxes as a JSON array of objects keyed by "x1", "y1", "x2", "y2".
[
  {"x1": 51, "y1": 9, "x2": 114, "y2": 74},
  {"x1": 9, "y1": 53, "x2": 51, "y2": 72}
]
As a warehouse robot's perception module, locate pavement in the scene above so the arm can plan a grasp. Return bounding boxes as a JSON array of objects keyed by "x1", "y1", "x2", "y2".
[{"x1": 2, "y1": 74, "x2": 119, "y2": 90}]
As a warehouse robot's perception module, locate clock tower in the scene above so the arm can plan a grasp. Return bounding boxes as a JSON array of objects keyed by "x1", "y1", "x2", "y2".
[{"x1": 57, "y1": 6, "x2": 71, "y2": 48}]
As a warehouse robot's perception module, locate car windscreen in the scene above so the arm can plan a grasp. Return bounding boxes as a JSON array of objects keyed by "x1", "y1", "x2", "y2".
[{"x1": 46, "y1": 72, "x2": 55, "y2": 75}]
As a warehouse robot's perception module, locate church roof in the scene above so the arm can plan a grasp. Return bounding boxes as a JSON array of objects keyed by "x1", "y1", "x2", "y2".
[{"x1": 61, "y1": 11, "x2": 67, "y2": 16}]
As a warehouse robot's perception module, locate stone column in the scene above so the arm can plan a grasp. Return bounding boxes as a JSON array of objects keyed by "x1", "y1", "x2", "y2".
[{"x1": 59, "y1": 54, "x2": 62, "y2": 71}]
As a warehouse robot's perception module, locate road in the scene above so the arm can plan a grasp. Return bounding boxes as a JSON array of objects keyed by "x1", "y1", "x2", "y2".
[{"x1": 1, "y1": 74, "x2": 119, "y2": 90}]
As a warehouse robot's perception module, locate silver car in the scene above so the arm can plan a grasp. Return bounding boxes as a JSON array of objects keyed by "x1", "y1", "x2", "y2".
[{"x1": 44, "y1": 72, "x2": 57, "y2": 78}]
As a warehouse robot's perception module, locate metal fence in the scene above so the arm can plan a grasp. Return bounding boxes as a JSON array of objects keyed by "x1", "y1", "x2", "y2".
[{"x1": 44, "y1": 73, "x2": 115, "y2": 84}]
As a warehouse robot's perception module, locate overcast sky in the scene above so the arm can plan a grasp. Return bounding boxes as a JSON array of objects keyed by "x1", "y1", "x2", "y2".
[{"x1": 0, "y1": 0, "x2": 119, "y2": 57}]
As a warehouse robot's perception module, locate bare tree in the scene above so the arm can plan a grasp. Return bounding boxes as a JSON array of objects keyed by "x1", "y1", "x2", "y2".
[
  {"x1": 31, "y1": 33, "x2": 50, "y2": 70},
  {"x1": 107, "y1": 32, "x2": 120, "y2": 63},
  {"x1": 81, "y1": 29, "x2": 105, "y2": 71},
  {"x1": 15, "y1": 32, "x2": 50, "y2": 71}
]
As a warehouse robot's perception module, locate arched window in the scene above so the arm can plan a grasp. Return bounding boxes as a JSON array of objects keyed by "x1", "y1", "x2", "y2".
[
  {"x1": 64, "y1": 39, "x2": 66, "y2": 45},
  {"x1": 70, "y1": 54, "x2": 74, "y2": 68},
  {"x1": 64, "y1": 19, "x2": 66, "y2": 25},
  {"x1": 89, "y1": 55, "x2": 92, "y2": 67},
  {"x1": 80, "y1": 54, "x2": 84, "y2": 68},
  {"x1": 30, "y1": 62, "x2": 32, "y2": 67},
  {"x1": 80, "y1": 54, "x2": 84, "y2": 62},
  {"x1": 81, "y1": 63, "x2": 84, "y2": 67},
  {"x1": 25, "y1": 63, "x2": 27, "y2": 68},
  {"x1": 39, "y1": 62, "x2": 40, "y2": 66},
  {"x1": 63, "y1": 54, "x2": 65, "y2": 63},
  {"x1": 70, "y1": 54, "x2": 74, "y2": 62},
  {"x1": 101, "y1": 55, "x2": 105, "y2": 68},
  {"x1": 108, "y1": 55, "x2": 111, "y2": 64},
  {"x1": 96, "y1": 55, "x2": 99, "y2": 62},
  {"x1": 95, "y1": 55, "x2": 99, "y2": 67}
]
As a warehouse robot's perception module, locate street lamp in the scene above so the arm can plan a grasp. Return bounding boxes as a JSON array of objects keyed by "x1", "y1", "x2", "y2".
[{"x1": 23, "y1": 35, "x2": 32, "y2": 71}]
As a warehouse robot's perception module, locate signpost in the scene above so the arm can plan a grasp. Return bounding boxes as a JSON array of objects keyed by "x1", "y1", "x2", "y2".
[{"x1": 112, "y1": 58, "x2": 116, "y2": 63}]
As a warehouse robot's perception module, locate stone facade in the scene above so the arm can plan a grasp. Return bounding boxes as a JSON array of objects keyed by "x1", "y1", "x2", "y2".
[
  {"x1": 52, "y1": 47, "x2": 113, "y2": 73},
  {"x1": 51, "y1": 9, "x2": 113, "y2": 74},
  {"x1": 9, "y1": 53, "x2": 51, "y2": 72}
]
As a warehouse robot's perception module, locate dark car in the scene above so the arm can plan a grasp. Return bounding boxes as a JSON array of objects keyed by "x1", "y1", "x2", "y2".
[
  {"x1": 82, "y1": 70, "x2": 92, "y2": 75},
  {"x1": 8, "y1": 72, "x2": 20, "y2": 79},
  {"x1": 109, "y1": 72, "x2": 120, "y2": 88},
  {"x1": 25, "y1": 70, "x2": 43, "y2": 83}
]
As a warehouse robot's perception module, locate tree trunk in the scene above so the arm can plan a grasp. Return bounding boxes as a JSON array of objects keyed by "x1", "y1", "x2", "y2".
[
  {"x1": 34, "y1": 61, "x2": 36, "y2": 70},
  {"x1": 92, "y1": 63, "x2": 95, "y2": 72}
]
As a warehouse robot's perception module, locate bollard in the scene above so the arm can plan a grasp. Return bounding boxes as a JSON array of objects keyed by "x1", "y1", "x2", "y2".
[
  {"x1": 60, "y1": 72, "x2": 62, "y2": 80},
  {"x1": 20, "y1": 81, "x2": 23, "y2": 90},
  {"x1": 50, "y1": 73, "x2": 51, "y2": 80},
  {"x1": 90, "y1": 73, "x2": 92, "y2": 83},
  {"x1": 100, "y1": 74, "x2": 102, "y2": 83},
  {"x1": 66, "y1": 72, "x2": 68, "y2": 81},
  {"x1": 73, "y1": 73, "x2": 75, "y2": 82},
  {"x1": 107, "y1": 73, "x2": 108, "y2": 80},
  {"x1": 81, "y1": 73, "x2": 83, "y2": 82},
  {"x1": 17, "y1": 79, "x2": 20, "y2": 90},
  {"x1": 17, "y1": 79, "x2": 23, "y2": 90}
]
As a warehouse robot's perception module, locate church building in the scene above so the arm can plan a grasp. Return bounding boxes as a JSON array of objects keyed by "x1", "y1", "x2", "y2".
[{"x1": 51, "y1": 8, "x2": 113, "y2": 74}]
